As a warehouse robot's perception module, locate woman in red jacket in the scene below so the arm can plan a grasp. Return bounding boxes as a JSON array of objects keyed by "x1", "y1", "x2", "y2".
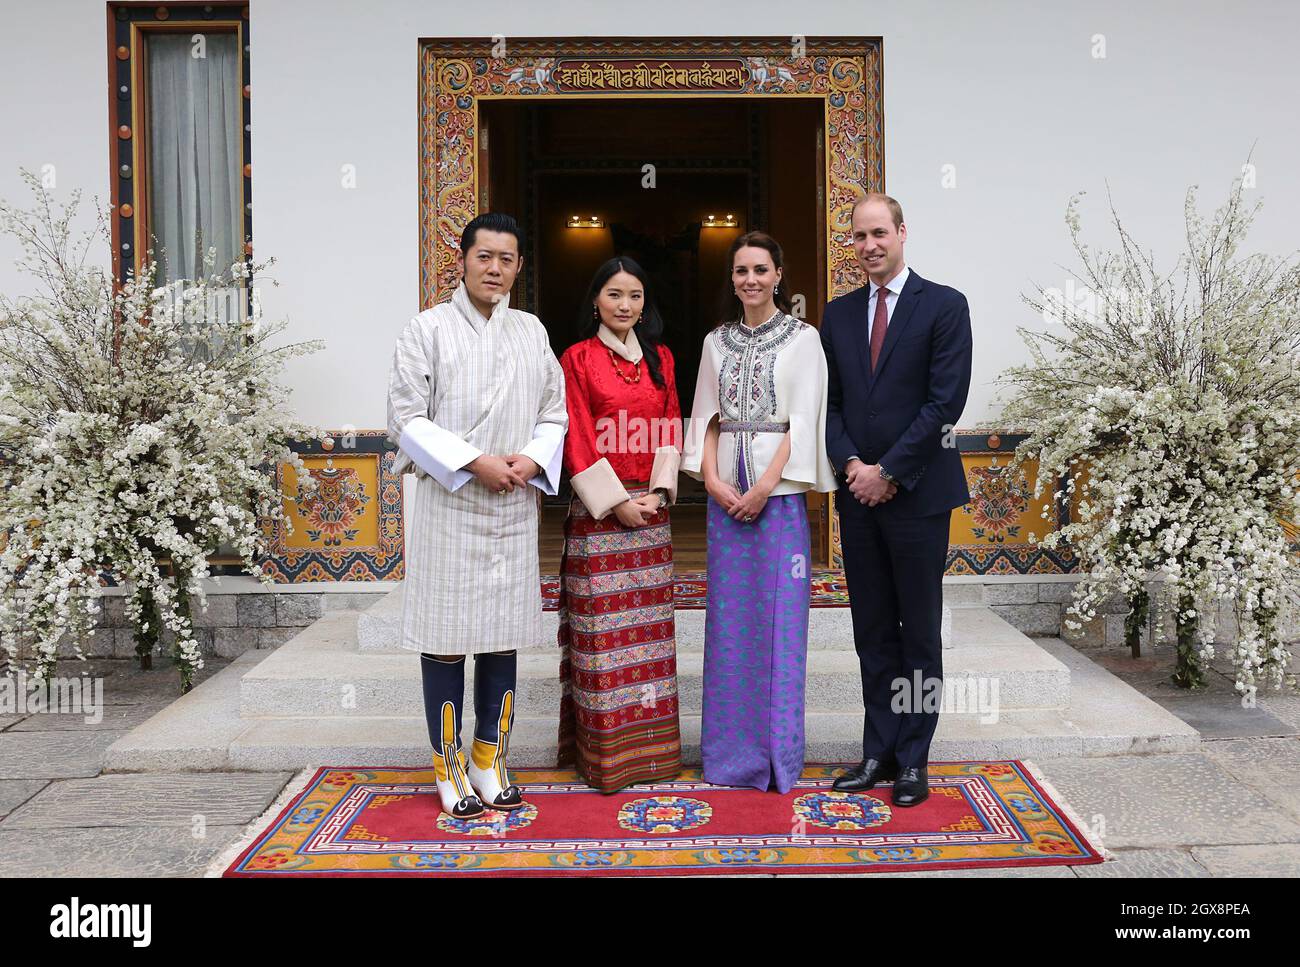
[{"x1": 556, "y1": 256, "x2": 683, "y2": 793}]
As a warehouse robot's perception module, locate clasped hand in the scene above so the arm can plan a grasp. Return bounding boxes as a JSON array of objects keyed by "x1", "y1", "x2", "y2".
[
  {"x1": 846, "y1": 459, "x2": 899, "y2": 506},
  {"x1": 706, "y1": 475, "x2": 771, "y2": 523},
  {"x1": 613, "y1": 493, "x2": 662, "y2": 528},
  {"x1": 469, "y1": 453, "x2": 539, "y2": 493}
]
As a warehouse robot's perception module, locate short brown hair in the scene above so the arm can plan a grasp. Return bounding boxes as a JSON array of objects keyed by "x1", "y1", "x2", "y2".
[{"x1": 851, "y1": 192, "x2": 904, "y2": 230}]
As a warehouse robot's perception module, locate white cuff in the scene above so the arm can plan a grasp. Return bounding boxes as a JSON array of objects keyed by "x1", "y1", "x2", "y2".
[
  {"x1": 399, "y1": 417, "x2": 482, "y2": 493},
  {"x1": 680, "y1": 412, "x2": 713, "y2": 480},
  {"x1": 519, "y1": 421, "x2": 565, "y2": 496},
  {"x1": 569, "y1": 458, "x2": 632, "y2": 520},
  {"x1": 648, "y1": 446, "x2": 680, "y2": 504}
]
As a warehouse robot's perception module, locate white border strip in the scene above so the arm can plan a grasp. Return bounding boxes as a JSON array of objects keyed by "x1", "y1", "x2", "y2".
[
  {"x1": 1021, "y1": 758, "x2": 1115, "y2": 863},
  {"x1": 204, "y1": 766, "x2": 321, "y2": 878}
]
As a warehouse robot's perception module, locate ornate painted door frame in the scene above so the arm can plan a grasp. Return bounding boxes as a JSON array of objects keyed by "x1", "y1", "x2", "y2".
[{"x1": 418, "y1": 36, "x2": 884, "y2": 310}]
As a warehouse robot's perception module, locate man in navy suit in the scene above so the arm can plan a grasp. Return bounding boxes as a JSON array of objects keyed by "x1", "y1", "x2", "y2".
[{"x1": 820, "y1": 193, "x2": 973, "y2": 807}]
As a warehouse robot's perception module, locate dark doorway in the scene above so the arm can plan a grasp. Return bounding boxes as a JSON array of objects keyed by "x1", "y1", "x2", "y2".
[{"x1": 479, "y1": 96, "x2": 827, "y2": 568}]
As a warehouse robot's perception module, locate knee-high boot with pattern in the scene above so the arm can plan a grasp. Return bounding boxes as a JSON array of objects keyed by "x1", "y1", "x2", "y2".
[
  {"x1": 467, "y1": 650, "x2": 525, "y2": 811},
  {"x1": 420, "y1": 654, "x2": 484, "y2": 819}
]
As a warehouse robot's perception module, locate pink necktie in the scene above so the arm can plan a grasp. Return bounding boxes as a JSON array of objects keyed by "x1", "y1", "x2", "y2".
[{"x1": 870, "y1": 285, "x2": 889, "y2": 372}]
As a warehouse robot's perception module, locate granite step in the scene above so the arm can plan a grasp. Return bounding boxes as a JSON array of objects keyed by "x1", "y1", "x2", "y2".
[
  {"x1": 241, "y1": 609, "x2": 1072, "y2": 716},
  {"x1": 104, "y1": 613, "x2": 1200, "y2": 773},
  {"x1": 109, "y1": 691, "x2": 1199, "y2": 773},
  {"x1": 354, "y1": 580, "x2": 990, "y2": 654},
  {"x1": 219, "y1": 709, "x2": 1100, "y2": 770}
]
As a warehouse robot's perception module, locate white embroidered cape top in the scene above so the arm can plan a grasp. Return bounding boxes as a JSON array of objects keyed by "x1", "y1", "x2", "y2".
[{"x1": 683, "y1": 311, "x2": 835, "y2": 497}]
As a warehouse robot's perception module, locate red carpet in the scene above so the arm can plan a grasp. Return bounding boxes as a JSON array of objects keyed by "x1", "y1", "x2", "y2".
[{"x1": 222, "y1": 762, "x2": 1104, "y2": 877}]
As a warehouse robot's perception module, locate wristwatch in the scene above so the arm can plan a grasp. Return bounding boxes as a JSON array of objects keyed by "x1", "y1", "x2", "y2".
[
  {"x1": 878, "y1": 464, "x2": 897, "y2": 485},
  {"x1": 653, "y1": 488, "x2": 669, "y2": 509}
]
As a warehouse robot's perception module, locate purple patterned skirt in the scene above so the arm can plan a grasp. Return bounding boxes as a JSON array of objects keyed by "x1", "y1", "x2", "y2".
[{"x1": 701, "y1": 493, "x2": 811, "y2": 793}]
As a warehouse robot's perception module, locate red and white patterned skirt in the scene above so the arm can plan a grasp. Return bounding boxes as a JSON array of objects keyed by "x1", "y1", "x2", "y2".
[{"x1": 557, "y1": 487, "x2": 682, "y2": 793}]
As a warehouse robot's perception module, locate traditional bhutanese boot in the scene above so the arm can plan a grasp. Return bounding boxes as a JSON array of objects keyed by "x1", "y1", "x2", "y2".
[
  {"x1": 420, "y1": 654, "x2": 484, "y2": 819},
  {"x1": 467, "y1": 650, "x2": 525, "y2": 811}
]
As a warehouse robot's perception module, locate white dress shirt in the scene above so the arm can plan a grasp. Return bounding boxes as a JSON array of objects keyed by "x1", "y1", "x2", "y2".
[{"x1": 846, "y1": 264, "x2": 910, "y2": 476}]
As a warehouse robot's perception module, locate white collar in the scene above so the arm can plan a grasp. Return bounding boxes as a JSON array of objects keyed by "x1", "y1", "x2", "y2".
[
  {"x1": 452, "y1": 279, "x2": 510, "y2": 327},
  {"x1": 870, "y1": 265, "x2": 910, "y2": 299},
  {"x1": 597, "y1": 323, "x2": 643, "y2": 363}
]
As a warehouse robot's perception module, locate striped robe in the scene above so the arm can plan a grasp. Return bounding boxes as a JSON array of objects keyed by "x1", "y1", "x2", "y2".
[{"x1": 386, "y1": 281, "x2": 567, "y2": 654}]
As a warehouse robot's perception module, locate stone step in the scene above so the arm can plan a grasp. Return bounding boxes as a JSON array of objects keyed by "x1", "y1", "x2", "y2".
[
  {"x1": 355, "y1": 580, "x2": 989, "y2": 654},
  {"x1": 103, "y1": 638, "x2": 1201, "y2": 773},
  {"x1": 147, "y1": 704, "x2": 1186, "y2": 772},
  {"x1": 242, "y1": 609, "x2": 1072, "y2": 717}
]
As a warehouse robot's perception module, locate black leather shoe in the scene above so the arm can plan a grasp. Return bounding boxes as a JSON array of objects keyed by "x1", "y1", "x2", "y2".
[
  {"x1": 447, "y1": 794, "x2": 486, "y2": 819},
  {"x1": 832, "y1": 758, "x2": 898, "y2": 792},
  {"x1": 891, "y1": 767, "x2": 929, "y2": 807}
]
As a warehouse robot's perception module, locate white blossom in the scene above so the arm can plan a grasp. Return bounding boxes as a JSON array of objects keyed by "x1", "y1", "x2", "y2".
[
  {"x1": 996, "y1": 170, "x2": 1300, "y2": 695},
  {"x1": 0, "y1": 171, "x2": 325, "y2": 687}
]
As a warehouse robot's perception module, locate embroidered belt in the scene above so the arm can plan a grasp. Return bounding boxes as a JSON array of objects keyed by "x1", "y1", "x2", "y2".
[{"x1": 719, "y1": 420, "x2": 789, "y2": 434}]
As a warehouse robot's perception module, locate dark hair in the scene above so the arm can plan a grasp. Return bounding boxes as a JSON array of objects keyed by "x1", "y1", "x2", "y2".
[
  {"x1": 578, "y1": 256, "x2": 667, "y2": 389},
  {"x1": 719, "y1": 230, "x2": 793, "y2": 323},
  {"x1": 460, "y1": 212, "x2": 523, "y2": 256}
]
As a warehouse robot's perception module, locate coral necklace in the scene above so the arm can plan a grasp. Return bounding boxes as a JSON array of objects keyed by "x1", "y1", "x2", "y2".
[{"x1": 607, "y1": 346, "x2": 641, "y2": 384}]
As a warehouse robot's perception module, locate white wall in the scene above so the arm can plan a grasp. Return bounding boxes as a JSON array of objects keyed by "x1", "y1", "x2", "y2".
[
  {"x1": 0, "y1": 3, "x2": 114, "y2": 283},
  {"x1": 3, "y1": 0, "x2": 1298, "y2": 432}
]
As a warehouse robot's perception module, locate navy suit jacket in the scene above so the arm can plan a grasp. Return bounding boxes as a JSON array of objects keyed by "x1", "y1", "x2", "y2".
[{"x1": 820, "y1": 268, "x2": 973, "y2": 518}]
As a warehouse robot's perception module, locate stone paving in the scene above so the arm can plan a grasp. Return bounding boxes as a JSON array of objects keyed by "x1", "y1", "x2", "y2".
[{"x1": 2, "y1": 645, "x2": 1298, "y2": 877}]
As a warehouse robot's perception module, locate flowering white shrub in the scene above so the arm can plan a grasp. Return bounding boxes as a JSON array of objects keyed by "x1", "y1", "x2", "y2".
[
  {"x1": 999, "y1": 173, "x2": 1300, "y2": 697},
  {"x1": 0, "y1": 172, "x2": 325, "y2": 690}
]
